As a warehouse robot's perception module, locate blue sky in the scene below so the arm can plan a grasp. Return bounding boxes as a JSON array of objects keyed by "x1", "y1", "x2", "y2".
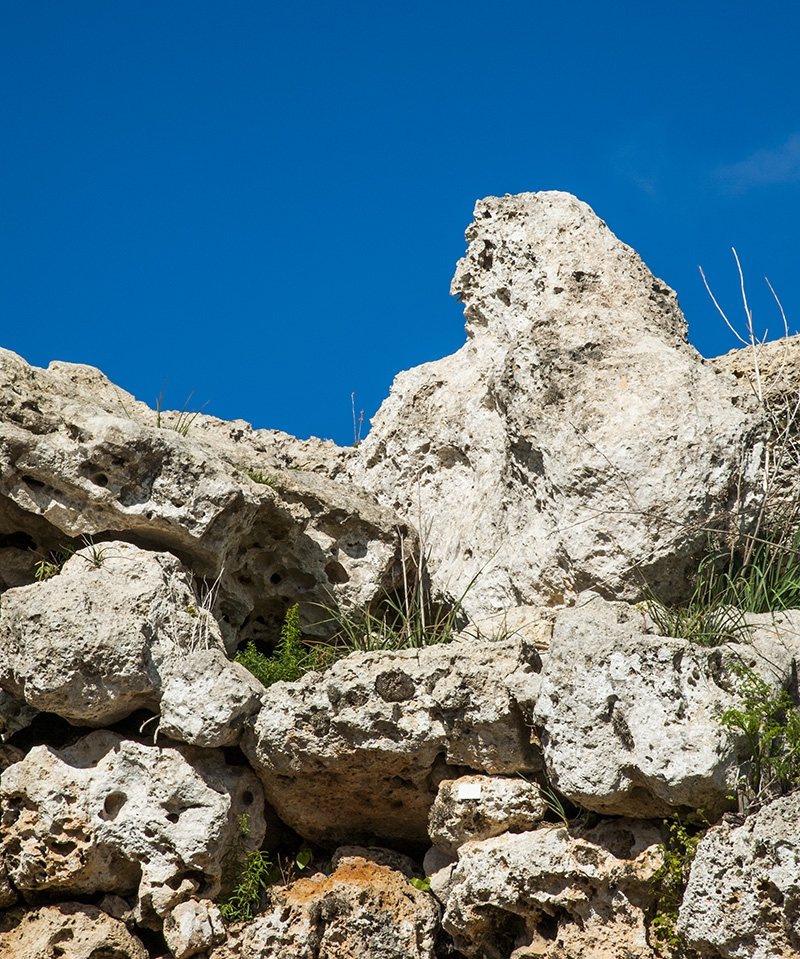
[{"x1": 2, "y1": 1, "x2": 799, "y2": 445}]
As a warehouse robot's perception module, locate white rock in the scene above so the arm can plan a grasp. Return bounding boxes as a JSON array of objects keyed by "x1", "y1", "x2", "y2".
[
  {"x1": 532, "y1": 592, "x2": 790, "y2": 817},
  {"x1": 243, "y1": 635, "x2": 543, "y2": 845},
  {"x1": 428, "y1": 774, "x2": 547, "y2": 854},
  {"x1": 352, "y1": 191, "x2": 763, "y2": 618},
  {"x1": 0, "y1": 347, "x2": 412, "y2": 651},
  {"x1": 0, "y1": 730, "x2": 264, "y2": 920},
  {"x1": 163, "y1": 899, "x2": 226, "y2": 959},
  {"x1": 443, "y1": 820, "x2": 663, "y2": 958},
  {"x1": 679, "y1": 792, "x2": 800, "y2": 958}
]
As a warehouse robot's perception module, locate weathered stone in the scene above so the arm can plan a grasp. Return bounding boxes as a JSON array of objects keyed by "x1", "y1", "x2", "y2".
[
  {"x1": 159, "y1": 649, "x2": 263, "y2": 748},
  {"x1": 163, "y1": 899, "x2": 226, "y2": 959},
  {"x1": 532, "y1": 592, "x2": 790, "y2": 817},
  {"x1": 0, "y1": 902, "x2": 148, "y2": 959},
  {"x1": 428, "y1": 774, "x2": 547, "y2": 854},
  {"x1": 0, "y1": 691, "x2": 38, "y2": 744},
  {"x1": 243, "y1": 636, "x2": 542, "y2": 845},
  {"x1": 679, "y1": 792, "x2": 800, "y2": 958},
  {"x1": 0, "y1": 730, "x2": 264, "y2": 919},
  {"x1": 0, "y1": 347, "x2": 411, "y2": 651},
  {"x1": 0, "y1": 541, "x2": 226, "y2": 726},
  {"x1": 443, "y1": 820, "x2": 663, "y2": 959},
  {"x1": 210, "y1": 848, "x2": 439, "y2": 959},
  {"x1": 352, "y1": 191, "x2": 764, "y2": 618}
]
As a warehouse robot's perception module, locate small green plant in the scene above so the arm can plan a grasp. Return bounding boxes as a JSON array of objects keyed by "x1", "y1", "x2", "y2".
[
  {"x1": 410, "y1": 876, "x2": 431, "y2": 892},
  {"x1": 154, "y1": 380, "x2": 208, "y2": 436},
  {"x1": 649, "y1": 818, "x2": 705, "y2": 955},
  {"x1": 34, "y1": 547, "x2": 74, "y2": 581},
  {"x1": 219, "y1": 814, "x2": 276, "y2": 923},
  {"x1": 351, "y1": 392, "x2": 364, "y2": 447},
  {"x1": 719, "y1": 663, "x2": 800, "y2": 810},
  {"x1": 241, "y1": 468, "x2": 277, "y2": 488},
  {"x1": 537, "y1": 784, "x2": 571, "y2": 828},
  {"x1": 235, "y1": 604, "x2": 332, "y2": 687}
]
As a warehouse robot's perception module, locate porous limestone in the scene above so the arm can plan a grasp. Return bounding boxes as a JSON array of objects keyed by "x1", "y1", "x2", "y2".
[
  {"x1": 352, "y1": 191, "x2": 764, "y2": 618},
  {"x1": 243, "y1": 635, "x2": 543, "y2": 845},
  {"x1": 679, "y1": 792, "x2": 800, "y2": 958},
  {"x1": 0, "y1": 902, "x2": 148, "y2": 959},
  {"x1": 0, "y1": 730, "x2": 264, "y2": 922},
  {"x1": 443, "y1": 819, "x2": 663, "y2": 958},
  {"x1": 210, "y1": 848, "x2": 439, "y2": 959}
]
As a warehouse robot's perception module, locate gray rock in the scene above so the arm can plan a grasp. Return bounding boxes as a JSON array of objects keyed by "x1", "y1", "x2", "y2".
[
  {"x1": 532, "y1": 592, "x2": 788, "y2": 817},
  {"x1": 352, "y1": 191, "x2": 764, "y2": 619},
  {"x1": 678, "y1": 791, "x2": 800, "y2": 958},
  {"x1": 163, "y1": 899, "x2": 226, "y2": 959},
  {"x1": 0, "y1": 541, "x2": 224, "y2": 726},
  {"x1": 0, "y1": 347, "x2": 411, "y2": 651},
  {"x1": 0, "y1": 730, "x2": 264, "y2": 921},
  {"x1": 243, "y1": 635, "x2": 542, "y2": 845},
  {"x1": 0, "y1": 903, "x2": 148, "y2": 959},
  {"x1": 210, "y1": 848, "x2": 440, "y2": 959},
  {"x1": 428, "y1": 774, "x2": 546, "y2": 854},
  {"x1": 442, "y1": 820, "x2": 663, "y2": 959}
]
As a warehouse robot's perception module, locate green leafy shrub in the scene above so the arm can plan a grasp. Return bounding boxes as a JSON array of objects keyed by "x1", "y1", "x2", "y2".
[
  {"x1": 219, "y1": 814, "x2": 276, "y2": 923},
  {"x1": 649, "y1": 818, "x2": 705, "y2": 955},
  {"x1": 720, "y1": 663, "x2": 800, "y2": 809},
  {"x1": 235, "y1": 604, "x2": 332, "y2": 687}
]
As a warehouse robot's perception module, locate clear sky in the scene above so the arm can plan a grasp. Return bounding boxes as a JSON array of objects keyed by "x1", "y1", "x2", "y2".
[{"x1": 2, "y1": 1, "x2": 799, "y2": 445}]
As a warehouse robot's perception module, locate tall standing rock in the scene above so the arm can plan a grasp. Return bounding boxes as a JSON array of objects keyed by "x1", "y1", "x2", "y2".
[{"x1": 353, "y1": 192, "x2": 764, "y2": 616}]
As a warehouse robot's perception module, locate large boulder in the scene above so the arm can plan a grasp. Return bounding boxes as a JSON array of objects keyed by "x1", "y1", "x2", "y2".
[
  {"x1": 0, "y1": 347, "x2": 411, "y2": 648},
  {"x1": 243, "y1": 635, "x2": 543, "y2": 845},
  {"x1": 0, "y1": 540, "x2": 263, "y2": 743},
  {"x1": 352, "y1": 191, "x2": 763, "y2": 618},
  {"x1": 679, "y1": 792, "x2": 800, "y2": 958},
  {"x1": 532, "y1": 593, "x2": 794, "y2": 818},
  {"x1": 0, "y1": 903, "x2": 148, "y2": 959},
  {"x1": 442, "y1": 819, "x2": 663, "y2": 959},
  {"x1": 0, "y1": 730, "x2": 264, "y2": 922}
]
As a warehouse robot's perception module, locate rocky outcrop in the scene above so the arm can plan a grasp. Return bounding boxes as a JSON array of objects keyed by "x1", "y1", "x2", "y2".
[
  {"x1": 0, "y1": 730, "x2": 264, "y2": 924},
  {"x1": 1, "y1": 192, "x2": 798, "y2": 959},
  {"x1": 243, "y1": 634, "x2": 543, "y2": 845},
  {"x1": 0, "y1": 347, "x2": 410, "y2": 647},
  {"x1": 353, "y1": 191, "x2": 764, "y2": 618},
  {"x1": 210, "y1": 848, "x2": 440, "y2": 959},
  {"x1": 442, "y1": 819, "x2": 663, "y2": 958},
  {"x1": 679, "y1": 792, "x2": 800, "y2": 958},
  {"x1": 533, "y1": 592, "x2": 793, "y2": 818}
]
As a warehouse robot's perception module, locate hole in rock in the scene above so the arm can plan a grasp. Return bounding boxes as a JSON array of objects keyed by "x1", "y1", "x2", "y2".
[
  {"x1": 166, "y1": 813, "x2": 180, "y2": 824},
  {"x1": 91, "y1": 473, "x2": 109, "y2": 488},
  {"x1": 0, "y1": 531, "x2": 36, "y2": 551},
  {"x1": 102, "y1": 792, "x2": 127, "y2": 821},
  {"x1": 325, "y1": 561, "x2": 349, "y2": 585},
  {"x1": 8, "y1": 712, "x2": 94, "y2": 752},
  {"x1": 241, "y1": 790, "x2": 254, "y2": 806},
  {"x1": 270, "y1": 572, "x2": 282, "y2": 585},
  {"x1": 220, "y1": 745, "x2": 250, "y2": 767},
  {"x1": 22, "y1": 476, "x2": 45, "y2": 489}
]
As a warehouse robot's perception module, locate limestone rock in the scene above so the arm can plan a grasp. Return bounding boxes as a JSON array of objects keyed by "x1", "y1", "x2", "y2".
[
  {"x1": 352, "y1": 191, "x2": 763, "y2": 618},
  {"x1": 0, "y1": 347, "x2": 410, "y2": 651},
  {"x1": 443, "y1": 820, "x2": 662, "y2": 959},
  {"x1": 678, "y1": 792, "x2": 800, "y2": 958},
  {"x1": 210, "y1": 848, "x2": 439, "y2": 959},
  {"x1": 428, "y1": 774, "x2": 547, "y2": 855},
  {"x1": 0, "y1": 902, "x2": 148, "y2": 959},
  {"x1": 243, "y1": 635, "x2": 542, "y2": 845},
  {"x1": 0, "y1": 540, "x2": 227, "y2": 726},
  {"x1": 163, "y1": 899, "x2": 226, "y2": 959},
  {"x1": 0, "y1": 730, "x2": 264, "y2": 918},
  {"x1": 532, "y1": 592, "x2": 788, "y2": 817}
]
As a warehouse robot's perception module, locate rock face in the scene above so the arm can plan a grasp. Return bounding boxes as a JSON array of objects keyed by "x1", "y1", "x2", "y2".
[
  {"x1": 532, "y1": 592, "x2": 792, "y2": 818},
  {"x1": 353, "y1": 191, "x2": 763, "y2": 617},
  {"x1": 679, "y1": 792, "x2": 800, "y2": 958},
  {"x1": 0, "y1": 730, "x2": 265, "y2": 922},
  {"x1": 210, "y1": 848, "x2": 440, "y2": 959},
  {"x1": 0, "y1": 902, "x2": 148, "y2": 959},
  {"x1": 442, "y1": 819, "x2": 663, "y2": 958},
  {"x1": 243, "y1": 635, "x2": 543, "y2": 845},
  {"x1": 0, "y1": 347, "x2": 411, "y2": 647}
]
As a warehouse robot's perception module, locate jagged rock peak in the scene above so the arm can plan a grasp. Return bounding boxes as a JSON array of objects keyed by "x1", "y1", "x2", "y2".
[{"x1": 353, "y1": 190, "x2": 764, "y2": 618}]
